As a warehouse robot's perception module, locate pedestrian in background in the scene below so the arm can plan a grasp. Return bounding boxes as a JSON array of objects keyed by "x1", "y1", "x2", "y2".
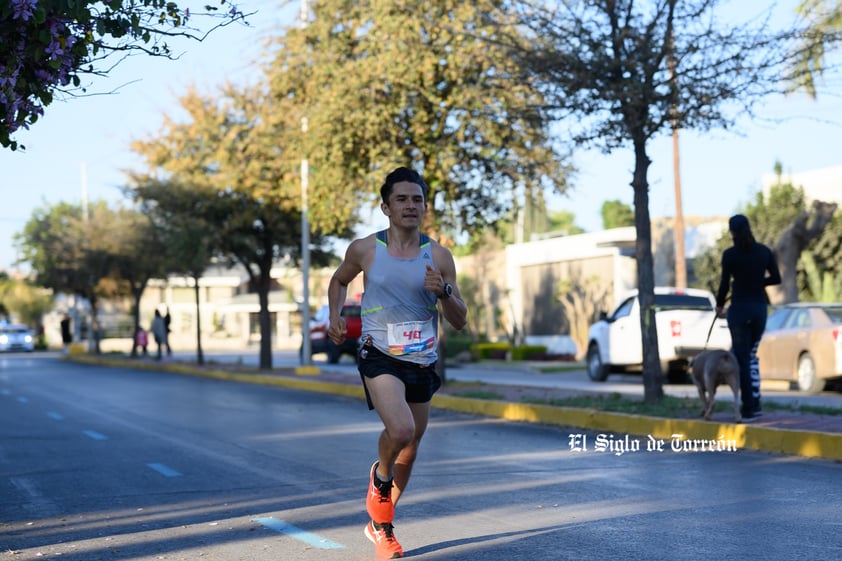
[
  {"x1": 327, "y1": 166, "x2": 467, "y2": 559},
  {"x1": 163, "y1": 306, "x2": 173, "y2": 356},
  {"x1": 716, "y1": 214, "x2": 781, "y2": 422},
  {"x1": 135, "y1": 327, "x2": 149, "y2": 356},
  {"x1": 150, "y1": 310, "x2": 168, "y2": 361},
  {"x1": 60, "y1": 313, "x2": 72, "y2": 354}
]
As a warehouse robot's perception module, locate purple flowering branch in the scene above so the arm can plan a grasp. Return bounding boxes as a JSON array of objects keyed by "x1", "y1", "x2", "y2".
[{"x1": 0, "y1": 0, "x2": 250, "y2": 151}]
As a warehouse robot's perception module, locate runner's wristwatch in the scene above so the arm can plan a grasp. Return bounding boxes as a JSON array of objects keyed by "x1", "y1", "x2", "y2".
[{"x1": 440, "y1": 283, "x2": 452, "y2": 300}]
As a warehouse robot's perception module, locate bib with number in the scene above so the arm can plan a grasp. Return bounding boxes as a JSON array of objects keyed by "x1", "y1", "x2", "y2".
[{"x1": 387, "y1": 319, "x2": 436, "y2": 355}]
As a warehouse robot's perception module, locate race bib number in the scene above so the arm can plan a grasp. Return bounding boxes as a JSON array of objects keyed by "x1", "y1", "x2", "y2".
[{"x1": 387, "y1": 319, "x2": 436, "y2": 355}]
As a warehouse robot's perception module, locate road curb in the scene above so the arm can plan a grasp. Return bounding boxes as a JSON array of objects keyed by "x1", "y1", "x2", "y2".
[{"x1": 71, "y1": 355, "x2": 842, "y2": 462}]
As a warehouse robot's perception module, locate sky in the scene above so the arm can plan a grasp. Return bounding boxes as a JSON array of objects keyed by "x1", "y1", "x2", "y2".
[{"x1": 2, "y1": 0, "x2": 841, "y2": 274}]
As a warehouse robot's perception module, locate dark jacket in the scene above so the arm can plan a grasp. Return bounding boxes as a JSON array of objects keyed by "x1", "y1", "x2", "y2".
[{"x1": 716, "y1": 242, "x2": 781, "y2": 308}]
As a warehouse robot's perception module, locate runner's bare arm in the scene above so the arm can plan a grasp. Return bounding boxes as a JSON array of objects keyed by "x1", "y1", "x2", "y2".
[
  {"x1": 328, "y1": 236, "x2": 371, "y2": 344},
  {"x1": 427, "y1": 245, "x2": 467, "y2": 330}
]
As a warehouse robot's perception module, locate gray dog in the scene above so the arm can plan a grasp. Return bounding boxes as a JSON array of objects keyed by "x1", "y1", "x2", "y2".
[{"x1": 690, "y1": 349, "x2": 741, "y2": 423}]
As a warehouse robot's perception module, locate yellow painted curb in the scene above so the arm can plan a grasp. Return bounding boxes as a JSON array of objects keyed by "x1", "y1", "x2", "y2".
[
  {"x1": 294, "y1": 365, "x2": 321, "y2": 376},
  {"x1": 429, "y1": 395, "x2": 842, "y2": 462},
  {"x1": 70, "y1": 355, "x2": 841, "y2": 462}
]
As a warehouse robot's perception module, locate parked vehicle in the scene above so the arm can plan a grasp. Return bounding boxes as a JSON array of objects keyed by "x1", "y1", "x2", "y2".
[
  {"x1": 586, "y1": 287, "x2": 731, "y2": 382},
  {"x1": 0, "y1": 324, "x2": 35, "y2": 352},
  {"x1": 302, "y1": 302, "x2": 362, "y2": 364},
  {"x1": 756, "y1": 303, "x2": 842, "y2": 394}
]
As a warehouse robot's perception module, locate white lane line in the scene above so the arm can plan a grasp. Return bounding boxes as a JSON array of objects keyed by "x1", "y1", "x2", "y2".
[
  {"x1": 83, "y1": 430, "x2": 108, "y2": 440},
  {"x1": 47, "y1": 411, "x2": 64, "y2": 420},
  {"x1": 253, "y1": 516, "x2": 344, "y2": 550},
  {"x1": 10, "y1": 476, "x2": 61, "y2": 517},
  {"x1": 146, "y1": 463, "x2": 182, "y2": 477}
]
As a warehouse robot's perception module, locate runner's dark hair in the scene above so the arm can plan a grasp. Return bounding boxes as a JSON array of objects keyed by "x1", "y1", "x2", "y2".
[{"x1": 380, "y1": 167, "x2": 429, "y2": 203}]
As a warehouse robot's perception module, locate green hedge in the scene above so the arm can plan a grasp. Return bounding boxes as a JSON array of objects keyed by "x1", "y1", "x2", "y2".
[
  {"x1": 510, "y1": 344, "x2": 548, "y2": 361},
  {"x1": 471, "y1": 342, "x2": 511, "y2": 360},
  {"x1": 468, "y1": 342, "x2": 554, "y2": 361},
  {"x1": 443, "y1": 333, "x2": 475, "y2": 358}
]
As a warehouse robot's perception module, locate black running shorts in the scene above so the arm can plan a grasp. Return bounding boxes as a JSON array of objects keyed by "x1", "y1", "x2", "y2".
[{"x1": 358, "y1": 342, "x2": 441, "y2": 410}]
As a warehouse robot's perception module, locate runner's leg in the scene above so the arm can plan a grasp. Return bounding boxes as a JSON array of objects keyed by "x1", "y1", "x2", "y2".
[
  {"x1": 364, "y1": 374, "x2": 416, "y2": 481},
  {"x1": 392, "y1": 401, "x2": 431, "y2": 506}
]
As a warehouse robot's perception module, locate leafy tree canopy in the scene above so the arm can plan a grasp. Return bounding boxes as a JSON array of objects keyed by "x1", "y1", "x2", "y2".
[
  {"x1": 601, "y1": 199, "x2": 635, "y2": 229},
  {"x1": 14, "y1": 199, "x2": 130, "y2": 300},
  {"x1": 547, "y1": 210, "x2": 585, "y2": 235},
  {"x1": 0, "y1": 275, "x2": 52, "y2": 328},
  {"x1": 265, "y1": 0, "x2": 569, "y2": 240}
]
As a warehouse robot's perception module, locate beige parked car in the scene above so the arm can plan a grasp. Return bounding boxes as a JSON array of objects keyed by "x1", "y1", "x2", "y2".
[{"x1": 757, "y1": 303, "x2": 842, "y2": 393}]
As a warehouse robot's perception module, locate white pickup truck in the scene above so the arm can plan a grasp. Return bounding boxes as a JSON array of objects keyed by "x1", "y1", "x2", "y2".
[{"x1": 586, "y1": 287, "x2": 732, "y2": 383}]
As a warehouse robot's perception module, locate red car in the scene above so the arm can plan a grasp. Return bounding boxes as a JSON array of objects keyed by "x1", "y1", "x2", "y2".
[{"x1": 304, "y1": 303, "x2": 362, "y2": 363}]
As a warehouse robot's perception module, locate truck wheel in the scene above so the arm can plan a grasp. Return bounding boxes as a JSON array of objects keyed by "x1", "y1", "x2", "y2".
[
  {"x1": 662, "y1": 360, "x2": 690, "y2": 384},
  {"x1": 587, "y1": 343, "x2": 609, "y2": 382},
  {"x1": 797, "y1": 353, "x2": 825, "y2": 393}
]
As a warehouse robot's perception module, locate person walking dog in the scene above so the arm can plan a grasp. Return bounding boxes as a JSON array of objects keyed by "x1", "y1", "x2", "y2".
[{"x1": 715, "y1": 214, "x2": 781, "y2": 422}]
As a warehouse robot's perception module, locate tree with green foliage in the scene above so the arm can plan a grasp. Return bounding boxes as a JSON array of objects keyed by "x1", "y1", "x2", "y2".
[
  {"x1": 14, "y1": 200, "x2": 132, "y2": 353},
  {"x1": 799, "y1": 211, "x2": 842, "y2": 301},
  {"x1": 0, "y1": 274, "x2": 52, "y2": 332},
  {"x1": 123, "y1": 177, "x2": 220, "y2": 364},
  {"x1": 265, "y1": 0, "x2": 569, "y2": 242},
  {"x1": 106, "y1": 203, "x2": 173, "y2": 358},
  {"x1": 601, "y1": 200, "x2": 635, "y2": 230},
  {"x1": 1, "y1": 0, "x2": 248, "y2": 150},
  {"x1": 801, "y1": 245, "x2": 842, "y2": 302},
  {"x1": 130, "y1": 86, "x2": 340, "y2": 370},
  {"x1": 774, "y1": 199, "x2": 837, "y2": 303},
  {"x1": 546, "y1": 210, "x2": 585, "y2": 236},
  {"x1": 499, "y1": 0, "x2": 810, "y2": 403}
]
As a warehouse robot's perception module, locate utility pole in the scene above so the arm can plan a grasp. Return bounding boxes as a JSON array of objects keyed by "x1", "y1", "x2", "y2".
[
  {"x1": 668, "y1": 26, "x2": 687, "y2": 288},
  {"x1": 77, "y1": 162, "x2": 89, "y2": 347},
  {"x1": 672, "y1": 128, "x2": 687, "y2": 288}
]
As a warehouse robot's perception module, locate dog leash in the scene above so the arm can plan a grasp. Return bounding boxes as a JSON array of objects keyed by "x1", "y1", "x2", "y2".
[{"x1": 704, "y1": 296, "x2": 729, "y2": 350}]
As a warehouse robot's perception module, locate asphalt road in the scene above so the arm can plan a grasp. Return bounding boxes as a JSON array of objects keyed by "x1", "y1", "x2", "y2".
[{"x1": 2, "y1": 354, "x2": 841, "y2": 561}]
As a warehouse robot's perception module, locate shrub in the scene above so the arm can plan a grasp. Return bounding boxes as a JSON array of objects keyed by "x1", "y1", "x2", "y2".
[
  {"x1": 443, "y1": 333, "x2": 475, "y2": 358},
  {"x1": 471, "y1": 341, "x2": 511, "y2": 360},
  {"x1": 510, "y1": 344, "x2": 548, "y2": 361}
]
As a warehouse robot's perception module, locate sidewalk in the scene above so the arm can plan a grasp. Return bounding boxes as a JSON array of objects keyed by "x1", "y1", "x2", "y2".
[
  {"x1": 72, "y1": 354, "x2": 842, "y2": 462},
  {"x1": 324, "y1": 360, "x2": 842, "y2": 435}
]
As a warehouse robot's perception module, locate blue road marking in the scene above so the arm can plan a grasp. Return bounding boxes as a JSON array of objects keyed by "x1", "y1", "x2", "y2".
[
  {"x1": 253, "y1": 516, "x2": 344, "y2": 550},
  {"x1": 83, "y1": 430, "x2": 108, "y2": 440},
  {"x1": 147, "y1": 463, "x2": 182, "y2": 477},
  {"x1": 47, "y1": 412, "x2": 64, "y2": 421}
]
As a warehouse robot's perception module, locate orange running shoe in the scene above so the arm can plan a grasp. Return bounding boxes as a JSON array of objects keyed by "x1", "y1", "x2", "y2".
[
  {"x1": 366, "y1": 461, "x2": 394, "y2": 523},
  {"x1": 364, "y1": 520, "x2": 404, "y2": 559}
]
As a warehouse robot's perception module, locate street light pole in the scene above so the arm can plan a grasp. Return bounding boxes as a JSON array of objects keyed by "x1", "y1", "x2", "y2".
[
  {"x1": 301, "y1": 120, "x2": 312, "y2": 367},
  {"x1": 297, "y1": 0, "x2": 317, "y2": 374}
]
